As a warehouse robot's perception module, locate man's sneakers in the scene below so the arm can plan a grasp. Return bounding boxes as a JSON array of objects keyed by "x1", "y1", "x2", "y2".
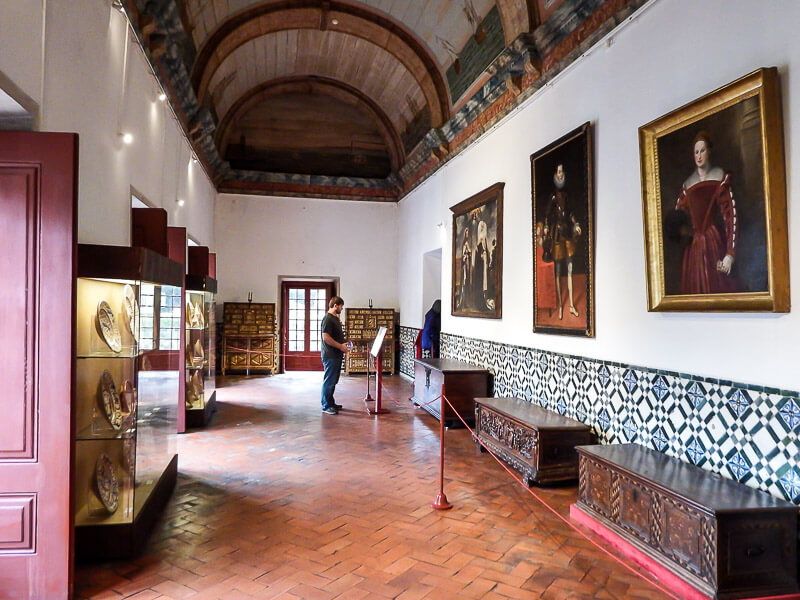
[
  {"x1": 333, "y1": 403, "x2": 343, "y2": 410},
  {"x1": 322, "y1": 406, "x2": 337, "y2": 415}
]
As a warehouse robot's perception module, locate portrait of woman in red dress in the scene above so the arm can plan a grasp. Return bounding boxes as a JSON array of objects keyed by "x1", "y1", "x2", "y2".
[
  {"x1": 642, "y1": 69, "x2": 788, "y2": 311},
  {"x1": 674, "y1": 131, "x2": 740, "y2": 295}
]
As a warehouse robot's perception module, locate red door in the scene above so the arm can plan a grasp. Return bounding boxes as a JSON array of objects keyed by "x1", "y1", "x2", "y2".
[
  {"x1": 282, "y1": 282, "x2": 334, "y2": 371},
  {"x1": 0, "y1": 132, "x2": 78, "y2": 598}
]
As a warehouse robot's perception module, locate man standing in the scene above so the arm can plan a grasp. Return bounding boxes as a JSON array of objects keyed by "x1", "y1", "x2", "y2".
[
  {"x1": 543, "y1": 163, "x2": 582, "y2": 320},
  {"x1": 320, "y1": 296, "x2": 349, "y2": 415}
]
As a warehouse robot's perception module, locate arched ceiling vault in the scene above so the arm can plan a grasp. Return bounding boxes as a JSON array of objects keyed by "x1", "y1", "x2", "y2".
[
  {"x1": 207, "y1": 28, "x2": 430, "y2": 139},
  {"x1": 127, "y1": 0, "x2": 640, "y2": 200},
  {"x1": 216, "y1": 76, "x2": 405, "y2": 173},
  {"x1": 192, "y1": 2, "x2": 452, "y2": 128}
]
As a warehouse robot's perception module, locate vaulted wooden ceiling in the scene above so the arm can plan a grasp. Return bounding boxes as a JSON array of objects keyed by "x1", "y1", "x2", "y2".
[{"x1": 127, "y1": 0, "x2": 642, "y2": 200}]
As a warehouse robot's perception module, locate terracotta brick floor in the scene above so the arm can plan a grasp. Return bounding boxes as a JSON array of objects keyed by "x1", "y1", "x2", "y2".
[{"x1": 75, "y1": 372, "x2": 670, "y2": 599}]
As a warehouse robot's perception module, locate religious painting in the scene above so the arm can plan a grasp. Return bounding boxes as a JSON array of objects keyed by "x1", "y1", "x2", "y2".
[
  {"x1": 640, "y1": 68, "x2": 789, "y2": 312},
  {"x1": 531, "y1": 122, "x2": 595, "y2": 337},
  {"x1": 451, "y1": 182, "x2": 503, "y2": 319}
]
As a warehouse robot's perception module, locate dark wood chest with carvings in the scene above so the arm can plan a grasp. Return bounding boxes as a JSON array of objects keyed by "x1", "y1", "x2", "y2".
[
  {"x1": 410, "y1": 358, "x2": 489, "y2": 427},
  {"x1": 474, "y1": 398, "x2": 594, "y2": 485},
  {"x1": 576, "y1": 444, "x2": 798, "y2": 599}
]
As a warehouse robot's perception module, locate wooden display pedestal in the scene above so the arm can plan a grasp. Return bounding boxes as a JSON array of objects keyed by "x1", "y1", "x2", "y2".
[
  {"x1": 187, "y1": 390, "x2": 217, "y2": 428},
  {"x1": 75, "y1": 454, "x2": 178, "y2": 561},
  {"x1": 364, "y1": 350, "x2": 389, "y2": 415}
]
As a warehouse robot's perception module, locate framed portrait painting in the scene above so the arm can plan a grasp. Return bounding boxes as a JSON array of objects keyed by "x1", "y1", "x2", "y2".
[
  {"x1": 531, "y1": 122, "x2": 595, "y2": 337},
  {"x1": 451, "y1": 182, "x2": 503, "y2": 319},
  {"x1": 640, "y1": 67, "x2": 789, "y2": 312}
]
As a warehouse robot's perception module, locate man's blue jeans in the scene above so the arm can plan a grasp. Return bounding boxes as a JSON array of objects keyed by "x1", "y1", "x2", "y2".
[{"x1": 321, "y1": 355, "x2": 342, "y2": 409}]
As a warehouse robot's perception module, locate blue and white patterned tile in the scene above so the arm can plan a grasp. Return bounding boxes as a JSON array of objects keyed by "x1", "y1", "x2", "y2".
[
  {"x1": 685, "y1": 379, "x2": 707, "y2": 411},
  {"x1": 727, "y1": 387, "x2": 754, "y2": 421},
  {"x1": 684, "y1": 435, "x2": 708, "y2": 467},
  {"x1": 777, "y1": 396, "x2": 800, "y2": 433},
  {"x1": 437, "y1": 332, "x2": 799, "y2": 504},
  {"x1": 777, "y1": 465, "x2": 800, "y2": 503},
  {"x1": 725, "y1": 449, "x2": 753, "y2": 483}
]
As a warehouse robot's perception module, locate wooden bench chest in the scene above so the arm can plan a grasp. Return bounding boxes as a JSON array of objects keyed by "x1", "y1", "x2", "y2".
[
  {"x1": 411, "y1": 358, "x2": 489, "y2": 428},
  {"x1": 575, "y1": 443, "x2": 798, "y2": 599},
  {"x1": 474, "y1": 397, "x2": 595, "y2": 485}
]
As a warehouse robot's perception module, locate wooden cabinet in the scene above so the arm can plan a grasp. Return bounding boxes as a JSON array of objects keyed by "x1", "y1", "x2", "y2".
[
  {"x1": 576, "y1": 444, "x2": 798, "y2": 599},
  {"x1": 474, "y1": 398, "x2": 594, "y2": 485},
  {"x1": 410, "y1": 358, "x2": 489, "y2": 427},
  {"x1": 344, "y1": 308, "x2": 396, "y2": 374},
  {"x1": 222, "y1": 302, "x2": 279, "y2": 374}
]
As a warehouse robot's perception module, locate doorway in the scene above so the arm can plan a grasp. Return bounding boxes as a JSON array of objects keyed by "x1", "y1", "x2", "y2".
[
  {"x1": 422, "y1": 248, "x2": 442, "y2": 320},
  {"x1": 281, "y1": 281, "x2": 335, "y2": 371}
]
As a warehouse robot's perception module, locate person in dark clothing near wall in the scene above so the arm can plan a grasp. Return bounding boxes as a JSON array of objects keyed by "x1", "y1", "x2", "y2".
[
  {"x1": 421, "y1": 299, "x2": 441, "y2": 358},
  {"x1": 320, "y1": 295, "x2": 350, "y2": 415}
]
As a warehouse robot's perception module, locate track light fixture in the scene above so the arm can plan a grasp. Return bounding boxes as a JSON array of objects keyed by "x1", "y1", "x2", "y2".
[{"x1": 120, "y1": 132, "x2": 134, "y2": 145}]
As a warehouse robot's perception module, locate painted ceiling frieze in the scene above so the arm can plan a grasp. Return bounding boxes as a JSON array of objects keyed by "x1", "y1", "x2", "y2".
[{"x1": 124, "y1": 0, "x2": 646, "y2": 201}]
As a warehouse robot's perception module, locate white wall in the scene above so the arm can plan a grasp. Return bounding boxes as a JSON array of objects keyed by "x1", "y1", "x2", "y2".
[
  {"x1": 0, "y1": 0, "x2": 216, "y2": 247},
  {"x1": 215, "y1": 194, "x2": 399, "y2": 309},
  {"x1": 398, "y1": 0, "x2": 800, "y2": 391},
  {"x1": 0, "y1": 1, "x2": 43, "y2": 111}
]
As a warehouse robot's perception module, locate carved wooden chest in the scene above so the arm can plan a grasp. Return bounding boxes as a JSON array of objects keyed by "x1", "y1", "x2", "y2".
[
  {"x1": 410, "y1": 358, "x2": 489, "y2": 428},
  {"x1": 474, "y1": 398, "x2": 594, "y2": 485},
  {"x1": 576, "y1": 444, "x2": 798, "y2": 599},
  {"x1": 222, "y1": 302, "x2": 279, "y2": 374},
  {"x1": 344, "y1": 308, "x2": 396, "y2": 374}
]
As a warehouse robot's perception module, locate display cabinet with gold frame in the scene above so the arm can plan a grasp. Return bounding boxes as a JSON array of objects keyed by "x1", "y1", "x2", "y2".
[
  {"x1": 344, "y1": 308, "x2": 396, "y2": 374},
  {"x1": 222, "y1": 302, "x2": 279, "y2": 374},
  {"x1": 185, "y1": 275, "x2": 217, "y2": 427},
  {"x1": 74, "y1": 244, "x2": 181, "y2": 559}
]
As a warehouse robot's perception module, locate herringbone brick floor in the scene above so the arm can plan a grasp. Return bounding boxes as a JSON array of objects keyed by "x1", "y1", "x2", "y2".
[{"x1": 75, "y1": 372, "x2": 670, "y2": 599}]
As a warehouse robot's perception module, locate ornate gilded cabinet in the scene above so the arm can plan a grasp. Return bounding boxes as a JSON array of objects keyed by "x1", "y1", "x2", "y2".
[
  {"x1": 74, "y1": 245, "x2": 180, "y2": 559},
  {"x1": 344, "y1": 308, "x2": 396, "y2": 374},
  {"x1": 222, "y1": 302, "x2": 279, "y2": 374},
  {"x1": 185, "y1": 275, "x2": 217, "y2": 427}
]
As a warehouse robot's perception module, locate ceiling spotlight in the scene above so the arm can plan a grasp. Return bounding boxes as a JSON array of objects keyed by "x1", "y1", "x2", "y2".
[
  {"x1": 177, "y1": 199, "x2": 185, "y2": 207},
  {"x1": 192, "y1": 155, "x2": 199, "y2": 164},
  {"x1": 121, "y1": 132, "x2": 134, "y2": 145},
  {"x1": 331, "y1": 18, "x2": 339, "y2": 25},
  {"x1": 111, "y1": 0, "x2": 125, "y2": 12},
  {"x1": 158, "y1": 92, "x2": 167, "y2": 102}
]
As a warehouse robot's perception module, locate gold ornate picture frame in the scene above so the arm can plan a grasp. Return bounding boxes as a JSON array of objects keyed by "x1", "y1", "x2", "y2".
[{"x1": 640, "y1": 67, "x2": 789, "y2": 312}]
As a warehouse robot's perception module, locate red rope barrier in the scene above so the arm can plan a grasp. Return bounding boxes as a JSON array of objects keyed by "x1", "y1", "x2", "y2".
[{"x1": 438, "y1": 392, "x2": 682, "y2": 600}]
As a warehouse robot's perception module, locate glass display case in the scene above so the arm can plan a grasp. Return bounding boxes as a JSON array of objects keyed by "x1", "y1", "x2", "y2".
[
  {"x1": 185, "y1": 275, "x2": 217, "y2": 427},
  {"x1": 74, "y1": 245, "x2": 181, "y2": 559}
]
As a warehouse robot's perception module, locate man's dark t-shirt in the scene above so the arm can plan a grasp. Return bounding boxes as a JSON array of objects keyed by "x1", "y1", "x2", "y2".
[{"x1": 321, "y1": 313, "x2": 345, "y2": 361}]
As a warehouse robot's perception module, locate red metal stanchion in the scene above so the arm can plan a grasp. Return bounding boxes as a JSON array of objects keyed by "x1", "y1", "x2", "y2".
[
  {"x1": 431, "y1": 384, "x2": 453, "y2": 510},
  {"x1": 367, "y1": 349, "x2": 389, "y2": 415}
]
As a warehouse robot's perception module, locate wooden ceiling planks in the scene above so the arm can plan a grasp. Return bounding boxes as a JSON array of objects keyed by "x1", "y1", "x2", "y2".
[
  {"x1": 193, "y1": 5, "x2": 449, "y2": 128},
  {"x1": 185, "y1": 0, "x2": 497, "y2": 70},
  {"x1": 215, "y1": 76, "x2": 407, "y2": 171},
  {"x1": 208, "y1": 29, "x2": 423, "y2": 133}
]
